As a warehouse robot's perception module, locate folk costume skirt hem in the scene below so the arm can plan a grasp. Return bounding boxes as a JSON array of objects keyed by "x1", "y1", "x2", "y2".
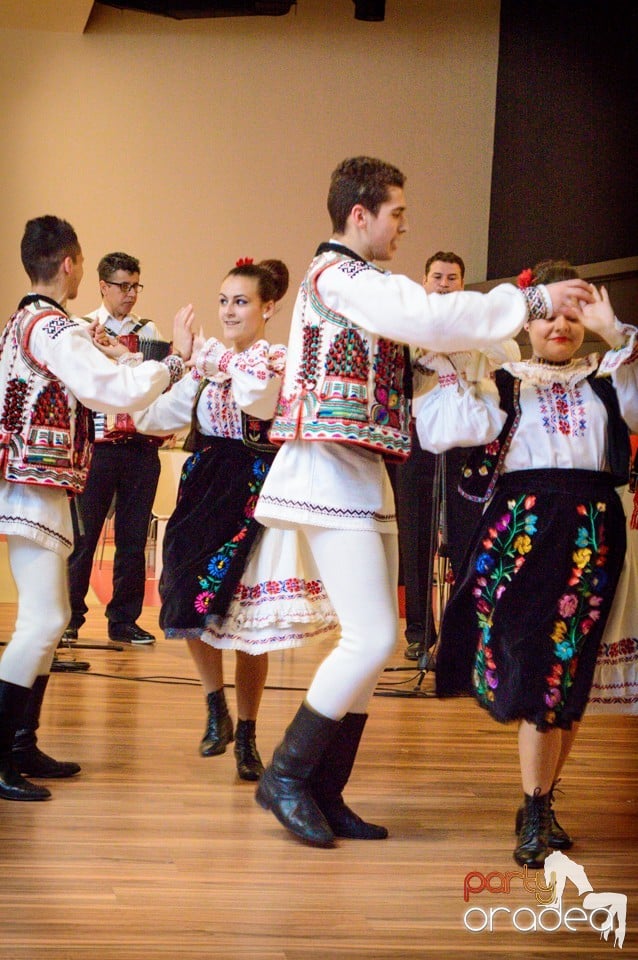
[{"x1": 436, "y1": 469, "x2": 626, "y2": 731}]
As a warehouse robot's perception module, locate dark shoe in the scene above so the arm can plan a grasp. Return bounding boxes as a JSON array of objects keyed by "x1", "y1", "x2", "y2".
[
  {"x1": 200, "y1": 688, "x2": 234, "y2": 757},
  {"x1": 515, "y1": 781, "x2": 573, "y2": 850},
  {"x1": 404, "y1": 642, "x2": 424, "y2": 661},
  {"x1": 311, "y1": 713, "x2": 387, "y2": 840},
  {"x1": 0, "y1": 763, "x2": 51, "y2": 801},
  {"x1": 0, "y1": 679, "x2": 52, "y2": 801},
  {"x1": 256, "y1": 702, "x2": 340, "y2": 846},
  {"x1": 13, "y1": 745, "x2": 80, "y2": 779},
  {"x1": 513, "y1": 789, "x2": 552, "y2": 868},
  {"x1": 108, "y1": 622, "x2": 156, "y2": 645},
  {"x1": 59, "y1": 627, "x2": 78, "y2": 644},
  {"x1": 12, "y1": 675, "x2": 82, "y2": 779},
  {"x1": 234, "y1": 719, "x2": 264, "y2": 781}
]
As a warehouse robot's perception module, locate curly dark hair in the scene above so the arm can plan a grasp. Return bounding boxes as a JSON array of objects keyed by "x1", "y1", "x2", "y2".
[{"x1": 97, "y1": 252, "x2": 141, "y2": 281}]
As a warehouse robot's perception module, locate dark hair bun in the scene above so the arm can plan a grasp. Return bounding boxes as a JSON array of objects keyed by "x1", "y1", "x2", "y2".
[{"x1": 258, "y1": 258, "x2": 289, "y2": 302}]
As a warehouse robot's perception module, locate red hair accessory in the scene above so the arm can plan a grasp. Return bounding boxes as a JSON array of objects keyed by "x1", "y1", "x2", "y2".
[
  {"x1": 517, "y1": 268, "x2": 534, "y2": 289},
  {"x1": 235, "y1": 257, "x2": 254, "y2": 267}
]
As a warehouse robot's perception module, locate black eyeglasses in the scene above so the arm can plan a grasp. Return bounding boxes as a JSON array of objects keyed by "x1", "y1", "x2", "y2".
[{"x1": 104, "y1": 280, "x2": 144, "y2": 294}]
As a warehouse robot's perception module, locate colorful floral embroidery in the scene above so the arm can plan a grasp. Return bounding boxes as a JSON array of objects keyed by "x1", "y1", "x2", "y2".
[
  {"x1": 472, "y1": 494, "x2": 538, "y2": 706},
  {"x1": 542, "y1": 501, "x2": 609, "y2": 724},
  {"x1": 471, "y1": 493, "x2": 610, "y2": 725},
  {"x1": 371, "y1": 339, "x2": 405, "y2": 429},
  {"x1": 192, "y1": 456, "x2": 270, "y2": 617},
  {"x1": 234, "y1": 577, "x2": 324, "y2": 602},
  {"x1": 204, "y1": 380, "x2": 242, "y2": 439},
  {"x1": 536, "y1": 381, "x2": 586, "y2": 437}
]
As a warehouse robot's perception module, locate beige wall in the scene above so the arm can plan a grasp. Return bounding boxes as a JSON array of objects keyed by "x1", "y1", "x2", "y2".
[{"x1": 0, "y1": 0, "x2": 500, "y2": 343}]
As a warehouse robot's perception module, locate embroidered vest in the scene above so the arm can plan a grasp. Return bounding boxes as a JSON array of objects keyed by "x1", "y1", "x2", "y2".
[
  {"x1": 459, "y1": 367, "x2": 630, "y2": 503},
  {"x1": 0, "y1": 303, "x2": 93, "y2": 493},
  {"x1": 268, "y1": 246, "x2": 412, "y2": 462}
]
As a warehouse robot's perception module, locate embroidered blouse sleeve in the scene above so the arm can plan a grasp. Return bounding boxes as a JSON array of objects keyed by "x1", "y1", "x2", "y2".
[
  {"x1": 131, "y1": 368, "x2": 201, "y2": 435},
  {"x1": 410, "y1": 350, "x2": 437, "y2": 400},
  {"x1": 598, "y1": 324, "x2": 638, "y2": 432},
  {"x1": 319, "y1": 262, "x2": 538, "y2": 352},
  {"x1": 32, "y1": 316, "x2": 173, "y2": 413},
  {"x1": 196, "y1": 337, "x2": 286, "y2": 419},
  {"x1": 415, "y1": 364, "x2": 506, "y2": 453}
]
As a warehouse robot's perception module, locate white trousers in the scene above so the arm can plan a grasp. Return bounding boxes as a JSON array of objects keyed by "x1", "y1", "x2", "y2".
[
  {"x1": 302, "y1": 526, "x2": 399, "y2": 719},
  {"x1": 0, "y1": 537, "x2": 70, "y2": 688}
]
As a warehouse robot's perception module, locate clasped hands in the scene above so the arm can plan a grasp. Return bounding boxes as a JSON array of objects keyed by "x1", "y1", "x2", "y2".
[{"x1": 89, "y1": 303, "x2": 200, "y2": 362}]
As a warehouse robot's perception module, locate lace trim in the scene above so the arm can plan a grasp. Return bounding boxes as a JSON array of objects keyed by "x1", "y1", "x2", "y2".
[{"x1": 503, "y1": 354, "x2": 598, "y2": 387}]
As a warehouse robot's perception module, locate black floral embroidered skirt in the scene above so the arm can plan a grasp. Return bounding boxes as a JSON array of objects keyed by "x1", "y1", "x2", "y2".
[
  {"x1": 436, "y1": 469, "x2": 626, "y2": 730},
  {"x1": 159, "y1": 437, "x2": 274, "y2": 638}
]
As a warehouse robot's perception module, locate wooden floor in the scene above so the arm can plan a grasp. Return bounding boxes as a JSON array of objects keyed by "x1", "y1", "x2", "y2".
[{"x1": 1, "y1": 600, "x2": 637, "y2": 960}]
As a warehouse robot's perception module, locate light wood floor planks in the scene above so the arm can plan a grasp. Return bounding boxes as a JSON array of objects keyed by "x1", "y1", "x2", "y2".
[{"x1": 0, "y1": 603, "x2": 636, "y2": 959}]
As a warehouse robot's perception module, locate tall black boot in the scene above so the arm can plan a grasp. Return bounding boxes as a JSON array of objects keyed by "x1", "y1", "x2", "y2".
[
  {"x1": 234, "y1": 719, "x2": 264, "y2": 781},
  {"x1": 200, "y1": 688, "x2": 234, "y2": 757},
  {"x1": 514, "y1": 778, "x2": 573, "y2": 850},
  {"x1": 0, "y1": 680, "x2": 51, "y2": 801},
  {"x1": 311, "y1": 713, "x2": 388, "y2": 839},
  {"x1": 513, "y1": 788, "x2": 552, "y2": 868},
  {"x1": 255, "y1": 702, "x2": 341, "y2": 846},
  {"x1": 12, "y1": 675, "x2": 81, "y2": 778}
]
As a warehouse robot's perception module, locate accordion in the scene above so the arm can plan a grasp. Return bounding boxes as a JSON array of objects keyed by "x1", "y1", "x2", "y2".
[{"x1": 117, "y1": 332, "x2": 171, "y2": 361}]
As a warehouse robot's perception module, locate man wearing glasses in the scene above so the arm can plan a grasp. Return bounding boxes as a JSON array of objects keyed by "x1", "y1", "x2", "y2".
[{"x1": 64, "y1": 252, "x2": 163, "y2": 645}]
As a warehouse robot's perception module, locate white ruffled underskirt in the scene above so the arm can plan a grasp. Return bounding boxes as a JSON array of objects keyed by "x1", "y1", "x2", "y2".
[{"x1": 202, "y1": 525, "x2": 339, "y2": 654}]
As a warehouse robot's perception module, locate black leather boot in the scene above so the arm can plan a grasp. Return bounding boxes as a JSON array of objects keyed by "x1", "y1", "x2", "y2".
[
  {"x1": 200, "y1": 688, "x2": 234, "y2": 757},
  {"x1": 311, "y1": 713, "x2": 388, "y2": 839},
  {"x1": 513, "y1": 788, "x2": 552, "y2": 868},
  {"x1": 0, "y1": 680, "x2": 51, "y2": 801},
  {"x1": 234, "y1": 719, "x2": 264, "y2": 781},
  {"x1": 255, "y1": 702, "x2": 340, "y2": 846},
  {"x1": 12, "y1": 675, "x2": 81, "y2": 778},
  {"x1": 515, "y1": 779, "x2": 573, "y2": 850}
]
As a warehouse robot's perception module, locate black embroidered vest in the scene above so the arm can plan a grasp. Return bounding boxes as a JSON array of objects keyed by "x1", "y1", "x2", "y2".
[{"x1": 458, "y1": 368, "x2": 630, "y2": 503}]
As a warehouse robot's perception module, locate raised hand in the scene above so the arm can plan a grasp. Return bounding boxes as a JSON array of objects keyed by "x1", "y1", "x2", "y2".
[
  {"x1": 172, "y1": 304, "x2": 195, "y2": 361},
  {"x1": 545, "y1": 278, "x2": 594, "y2": 319},
  {"x1": 580, "y1": 284, "x2": 625, "y2": 348},
  {"x1": 187, "y1": 325, "x2": 207, "y2": 368}
]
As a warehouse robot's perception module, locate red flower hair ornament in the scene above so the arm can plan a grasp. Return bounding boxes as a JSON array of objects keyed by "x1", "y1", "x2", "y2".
[
  {"x1": 517, "y1": 268, "x2": 534, "y2": 289},
  {"x1": 235, "y1": 257, "x2": 254, "y2": 267}
]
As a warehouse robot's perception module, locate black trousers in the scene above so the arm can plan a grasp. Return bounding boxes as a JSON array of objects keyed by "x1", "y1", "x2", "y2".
[
  {"x1": 394, "y1": 435, "x2": 483, "y2": 646},
  {"x1": 67, "y1": 441, "x2": 161, "y2": 628}
]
